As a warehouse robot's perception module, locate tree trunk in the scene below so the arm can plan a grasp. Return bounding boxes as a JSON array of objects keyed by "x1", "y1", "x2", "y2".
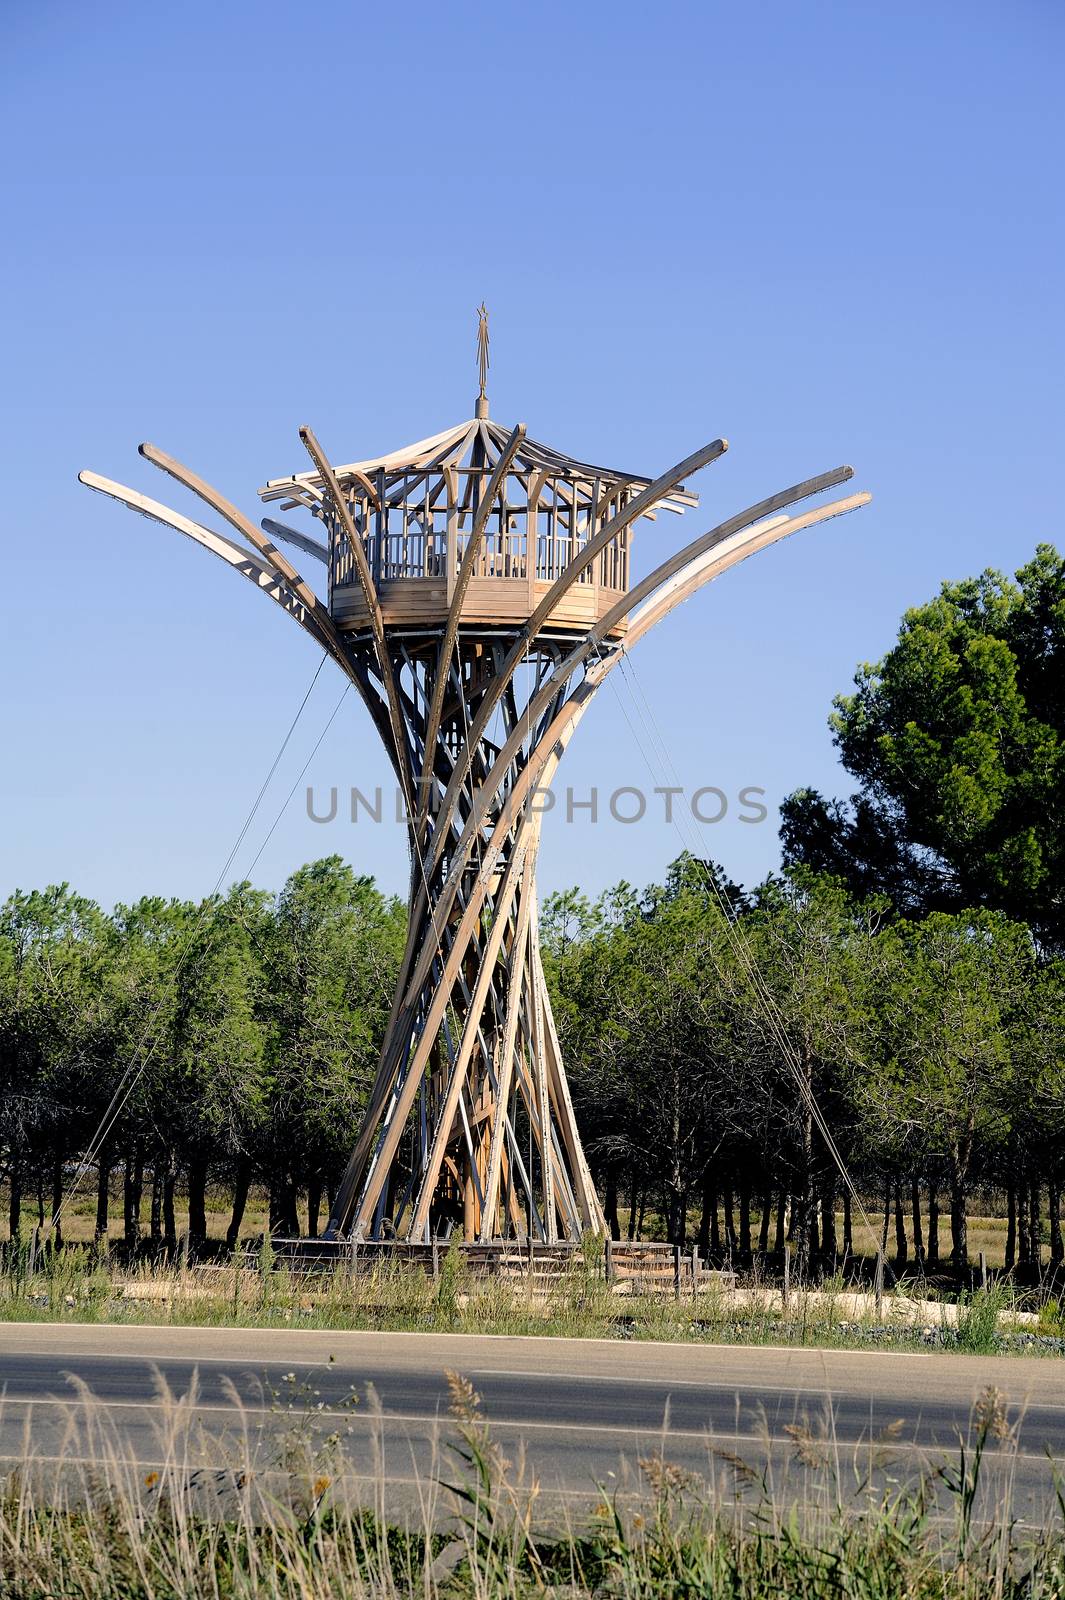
[
  {"x1": 1050, "y1": 1180, "x2": 1063, "y2": 1264},
  {"x1": 269, "y1": 1176, "x2": 299, "y2": 1238},
  {"x1": 1005, "y1": 1182, "x2": 1017, "y2": 1269},
  {"x1": 162, "y1": 1160, "x2": 177, "y2": 1255},
  {"x1": 226, "y1": 1160, "x2": 252, "y2": 1252},
  {"x1": 709, "y1": 1177, "x2": 721, "y2": 1254},
  {"x1": 1031, "y1": 1181, "x2": 1041, "y2": 1274},
  {"x1": 842, "y1": 1187, "x2": 852, "y2": 1262},
  {"x1": 820, "y1": 1172, "x2": 837, "y2": 1262},
  {"x1": 697, "y1": 1167, "x2": 714, "y2": 1259},
  {"x1": 51, "y1": 1160, "x2": 63, "y2": 1249},
  {"x1": 927, "y1": 1179, "x2": 940, "y2": 1266},
  {"x1": 950, "y1": 1162, "x2": 968, "y2": 1277},
  {"x1": 604, "y1": 1166, "x2": 620, "y2": 1242},
  {"x1": 36, "y1": 1171, "x2": 45, "y2": 1230},
  {"x1": 880, "y1": 1175, "x2": 891, "y2": 1259},
  {"x1": 808, "y1": 1196, "x2": 820, "y2": 1260},
  {"x1": 7, "y1": 1154, "x2": 21, "y2": 1242},
  {"x1": 307, "y1": 1177, "x2": 322, "y2": 1241},
  {"x1": 910, "y1": 1175, "x2": 925, "y2": 1268},
  {"x1": 893, "y1": 1178, "x2": 907, "y2": 1268},
  {"x1": 758, "y1": 1189, "x2": 772, "y2": 1255},
  {"x1": 150, "y1": 1162, "x2": 163, "y2": 1246},
  {"x1": 722, "y1": 1184, "x2": 736, "y2": 1258},
  {"x1": 187, "y1": 1157, "x2": 208, "y2": 1255},
  {"x1": 738, "y1": 1178, "x2": 752, "y2": 1258},
  {"x1": 94, "y1": 1152, "x2": 111, "y2": 1248},
  {"x1": 636, "y1": 1192, "x2": 646, "y2": 1240},
  {"x1": 774, "y1": 1189, "x2": 787, "y2": 1254},
  {"x1": 124, "y1": 1145, "x2": 144, "y2": 1252},
  {"x1": 627, "y1": 1167, "x2": 639, "y2": 1241},
  {"x1": 1018, "y1": 1179, "x2": 1030, "y2": 1268}
]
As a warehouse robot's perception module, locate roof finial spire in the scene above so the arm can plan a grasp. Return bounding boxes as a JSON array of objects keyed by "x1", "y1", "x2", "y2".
[{"x1": 475, "y1": 302, "x2": 490, "y2": 418}]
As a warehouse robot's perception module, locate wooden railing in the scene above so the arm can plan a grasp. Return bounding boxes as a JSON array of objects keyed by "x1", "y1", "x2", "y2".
[{"x1": 327, "y1": 471, "x2": 631, "y2": 594}]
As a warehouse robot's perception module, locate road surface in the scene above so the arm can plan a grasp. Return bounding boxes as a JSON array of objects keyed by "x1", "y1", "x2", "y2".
[{"x1": 1, "y1": 1324, "x2": 1061, "y2": 1524}]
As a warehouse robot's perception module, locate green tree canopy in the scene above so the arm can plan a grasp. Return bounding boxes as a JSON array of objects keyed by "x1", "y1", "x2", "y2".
[{"x1": 782, "y1": 544, "x2": 1065, "y2": 945}]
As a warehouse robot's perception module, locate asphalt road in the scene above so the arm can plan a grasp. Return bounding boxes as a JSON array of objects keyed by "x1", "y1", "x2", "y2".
[{"x1": 2, "y1": 1324, "x2": 1063, "y2": 1524}]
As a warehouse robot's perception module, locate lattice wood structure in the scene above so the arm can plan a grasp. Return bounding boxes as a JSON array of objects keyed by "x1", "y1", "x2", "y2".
[{"x1": 80, "y1": 335, "x2": 869, "y2": 1244}]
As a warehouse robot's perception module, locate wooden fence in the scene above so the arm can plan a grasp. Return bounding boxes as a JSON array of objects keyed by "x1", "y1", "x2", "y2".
[{"x1": 267, "y1": 1237, "x2": 734, "y2": 1298}]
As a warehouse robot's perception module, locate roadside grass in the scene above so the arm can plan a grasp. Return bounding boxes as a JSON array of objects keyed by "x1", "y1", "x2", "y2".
[
  {"x1": 0, "y1": 1243, "x2": 1059, "y2": 1356},
  {"x1": 0, "y1": 1362, "x2": 1061, "y2": 1597}
]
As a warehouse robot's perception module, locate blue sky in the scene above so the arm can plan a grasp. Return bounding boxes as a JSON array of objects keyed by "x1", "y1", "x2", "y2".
[{"x1": 1, "y1": 0, "x2": 1061, "y2": 909}]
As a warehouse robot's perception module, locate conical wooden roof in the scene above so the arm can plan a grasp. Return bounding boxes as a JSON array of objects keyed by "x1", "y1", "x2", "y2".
[{"x1": 259, "y1": 414, "x2": 698, "y2": 520}]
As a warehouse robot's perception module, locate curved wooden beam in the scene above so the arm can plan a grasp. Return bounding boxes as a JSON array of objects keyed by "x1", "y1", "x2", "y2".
[
  {"x1": 139, "y1": 443, "x2": 319, "y2": 611},
  {"x1": 264, "y1": 419, "x2": 473, "y2": 496},
  {"x1": 78, "y1": 471, "x2": 402, "y2": 763},
  {"x1": 522, "y1": 436, "x2": 727, "y2": 644},
  {"x1": 298, "y1": 424, "x2": 415, "y2": 819},
  {"x1": 417, "y1": 422, "x2": 526, "y2": 827},
  {"x1": 80, "y1": 472, "x2": 343, "y2": 667},
  {"x1": 261, "y1": 517, "x2": 329, "y2": 565},
  {"x1": 477, "y1": 843, "x2": 537, "y2": 1240}
]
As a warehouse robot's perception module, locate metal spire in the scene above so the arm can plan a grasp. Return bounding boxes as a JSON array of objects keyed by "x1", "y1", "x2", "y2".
[{"x1": 475, "y1": 302, "x2": 490, "y2": 418}]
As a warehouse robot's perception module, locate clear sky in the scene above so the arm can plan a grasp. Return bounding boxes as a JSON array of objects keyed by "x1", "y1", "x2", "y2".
[{"x1": 1, "y1": 0, "x2": 1061, "y2": 911}]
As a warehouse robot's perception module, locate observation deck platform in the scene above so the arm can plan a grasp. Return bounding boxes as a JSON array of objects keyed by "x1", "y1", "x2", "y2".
[{"x1": 259, "y1": 411, "x2": 698, "y2": 640}]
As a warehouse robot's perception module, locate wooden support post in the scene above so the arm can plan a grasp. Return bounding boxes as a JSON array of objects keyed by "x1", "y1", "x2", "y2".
[
  {"x1": 432, "y1": 1237, "x2": 440, "y2": 1281},
  {"x1": 673, "y1": 1244, "x2": 682, "y2": 1301},
  {"x1": 691, "y1": 1244, "x2": 699, "y2": 1301},
  {"x1": 605, "y1": 1235, "x2": 615, "y2": 1285}
]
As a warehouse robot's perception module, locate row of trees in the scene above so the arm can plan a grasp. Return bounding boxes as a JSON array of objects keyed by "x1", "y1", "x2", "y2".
[
  {"x1": 2, "y1": 848, "x2": 1060, "y2": 1277},
  {"x1": 544, "y1": 859, "x2": 1064, "y2": 1278},
  {"x1": 0, "y1": 860, "x2": 404, "y2": 1250}
]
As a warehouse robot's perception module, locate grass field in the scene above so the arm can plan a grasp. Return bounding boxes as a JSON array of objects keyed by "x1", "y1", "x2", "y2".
[{"x1": 2, "y1": 1237, "x2": 1062, "y2": 1356}]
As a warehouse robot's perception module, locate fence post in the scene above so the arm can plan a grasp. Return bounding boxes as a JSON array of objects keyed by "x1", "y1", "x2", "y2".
[
  {"x1": 875, "y1": 1249, "x2": 884, "y2": 1320},
  {"x1": 673, "y1": 1244, "x2": 682, "y2": 1301},
  {"x1": 604, "y1": 1235, "x2": 615, "y2": 1285},
  {"x1": 979, "y1": 1250, "x2": 988, "y2": 1292},
  {"x1": 782, "y1": 1245, "x2": 791, "y2": 1310},
  {"x1": 691, "y1": 1244, "x2": 699, "y2": 1301},
  {"x1": 28, "y1": 1226, "x2": 39, "y2": 1278}
]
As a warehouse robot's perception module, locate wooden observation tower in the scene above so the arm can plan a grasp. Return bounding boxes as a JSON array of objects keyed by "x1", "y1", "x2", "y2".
[{"x1": 80, "y1": 311, "x2": 870, "y2": 1244}]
